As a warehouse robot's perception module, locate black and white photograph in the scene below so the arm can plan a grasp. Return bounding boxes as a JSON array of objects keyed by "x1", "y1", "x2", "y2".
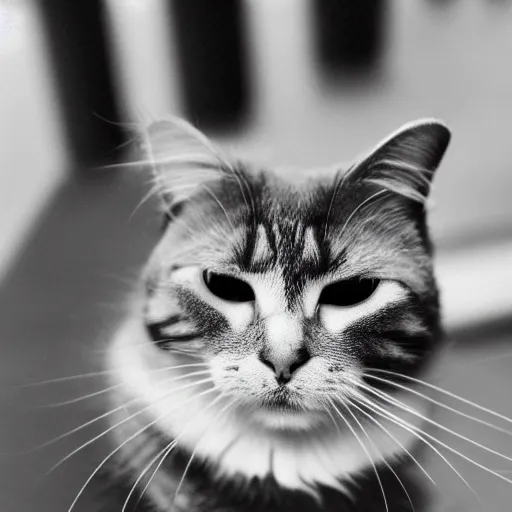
[{"x1": 1, "y1": 1, "x2": 512, "y2": 511}]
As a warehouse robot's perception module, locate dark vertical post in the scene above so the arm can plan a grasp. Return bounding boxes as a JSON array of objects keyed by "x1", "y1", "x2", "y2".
[
  {"x1": 312, "y1": 0, "x2": 387, "y2": 77},
  {"x1": 37, "y1": 0, "x2": 125, "y2": 167},
  {"x1": 168, "y1": 0, "x2": 250, "y2": 133}
]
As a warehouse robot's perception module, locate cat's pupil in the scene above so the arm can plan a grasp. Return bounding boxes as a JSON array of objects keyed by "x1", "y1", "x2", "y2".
[
  {"x1": 203, "y1": 270, "x2": 255, "y2": 302},
  {"x1": 319, "y1": 278, "x2": 379, "y2": 306}
]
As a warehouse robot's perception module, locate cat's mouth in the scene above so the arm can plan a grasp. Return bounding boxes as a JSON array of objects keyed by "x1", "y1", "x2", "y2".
[
  {"x1": 260, "y1": 387, "x2": 302, "y2": 411},
  {"x1": 250, "y1": 388, "x2": 329, "y2": 431}
]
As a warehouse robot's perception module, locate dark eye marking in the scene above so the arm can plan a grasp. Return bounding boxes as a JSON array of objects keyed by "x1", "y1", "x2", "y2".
[
  {"x1": 145, "y1": 315, "x2": 181, "y2": 342},
  {"x1": 319, "y1": 278, "x2": 380, "y2": 307},
  {"x1": 203, "y1": 270, "x2": 255, "y2": 302},
  {"x1": 145, "y1": 316, "x2": 201, "y2": 344}
]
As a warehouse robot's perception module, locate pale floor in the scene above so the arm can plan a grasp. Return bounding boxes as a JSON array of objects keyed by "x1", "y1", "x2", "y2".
[{"x1": 0, "y1": 171, "x2": 511, "y2": 512}]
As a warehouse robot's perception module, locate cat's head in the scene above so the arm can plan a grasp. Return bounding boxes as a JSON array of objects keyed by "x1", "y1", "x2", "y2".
[{"x1": 138, "y1": 118, "x2": 450, "y2": 433}]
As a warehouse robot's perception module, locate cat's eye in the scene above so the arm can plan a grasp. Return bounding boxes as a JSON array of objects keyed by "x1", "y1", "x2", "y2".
[
  {"x1": 203, "y1": 270, "x2": 255, "y2": 302},
  {"x1": 319, "y1": 278, "x2": 380, "y2": 307}
]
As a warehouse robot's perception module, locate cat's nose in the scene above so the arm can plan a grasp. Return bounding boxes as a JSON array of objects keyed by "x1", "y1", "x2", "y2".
[{"x1": 259, "y1": 348, "x2": 311, "y2": 385}]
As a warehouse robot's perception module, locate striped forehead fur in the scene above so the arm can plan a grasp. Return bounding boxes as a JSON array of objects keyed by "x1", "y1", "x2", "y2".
[
  {"x1": 247, "y1": 222, "x2": 322, "y2": 269},
  {"x1": 148, "y1": 160, "x2": 436, "y2": 298},
  {"x1": 251, "y1": 224, "x2": 272, "y2": 266}
]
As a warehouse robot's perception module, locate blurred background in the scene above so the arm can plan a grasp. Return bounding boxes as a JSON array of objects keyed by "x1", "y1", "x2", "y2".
[{"x1": 0, "y1": 1, "x2": 511, "y2": 511}]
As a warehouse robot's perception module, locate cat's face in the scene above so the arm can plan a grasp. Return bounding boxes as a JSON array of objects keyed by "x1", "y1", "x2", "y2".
[{"x1": 141, "y1": 119, "x2": 450, "y2": 433}]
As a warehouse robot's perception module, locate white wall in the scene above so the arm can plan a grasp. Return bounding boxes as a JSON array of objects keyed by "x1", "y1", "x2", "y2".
[
  {"x1": 105, "y1": 0, "x2": 181, "y2": 122},
  {"x1": 106, "y1": 0, "x2": 512, "y2": 248},
  {"x1": 0, "y1": 0, "x2": 66, "y2": 281}
]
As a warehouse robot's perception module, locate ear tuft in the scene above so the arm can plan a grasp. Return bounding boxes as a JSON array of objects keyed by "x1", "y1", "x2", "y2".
[
  {"x1": 348, "y1": 119, "x2": 451, "y2": 203},
  {"x1": 142, "y1": 117, "x2": 231, "y2": 211}
]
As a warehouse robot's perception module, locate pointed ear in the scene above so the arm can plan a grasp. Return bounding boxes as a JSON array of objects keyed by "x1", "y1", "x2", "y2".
[
  {"x1": 346, "y1": 119, "x2": 451, "y2": 203},
  {"x1": 142, "y1": 117, "x2": 231, "y2": 211}
]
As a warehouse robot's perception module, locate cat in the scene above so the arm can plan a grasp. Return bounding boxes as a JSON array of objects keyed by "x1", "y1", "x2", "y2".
[{"x1": 104, "y1": 117, "x2": 451, "y2": 512}]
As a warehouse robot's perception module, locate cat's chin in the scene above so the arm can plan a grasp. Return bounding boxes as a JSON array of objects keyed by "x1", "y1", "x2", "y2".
[
  {"x1": 231, "y1": 387, "x2": 331, "y2": 431},
  {"x1": 249, "y1": 407, "x2": 328, "y2": 431}
]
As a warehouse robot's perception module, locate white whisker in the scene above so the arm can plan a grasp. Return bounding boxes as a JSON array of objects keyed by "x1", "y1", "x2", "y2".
[
  {"x1": 360, "y1": 375, "x2": 512, "y2": 466},
  {"x1": 353, "y1": 390, "x2": 481, "y2": 504},
  {"x1": 328, "y1": 398, "x2": 389, "y2": 512},
  {"x1": 323, "y1": 174, "x2": 343, "y2": 240},
  {"x1": 127, "y1": 183, "x2": 161, "y2": 224},
  {"x1": 367, "y1": 369, "x2": 512, "y2": 427},
  {"x1": 22, "y1": 363, "x2": 209, "y2": 387},
  {"x1": 349, "y1": 378, "x2": 512, "y2": 489},
  {"x1": 26, "y1": 403, "x2": 132, "y2": 455},
  {"x1": 121, "y1": 388, "x2": 223, "y2": 512},
  {"x1": 64, "y1": 383, "x2": 219, "y2": 512},
  {"x1": 344, "y1": 400, "x2": 416, "y2": 512},
  {"x1": 24, "y1": 367, "x2": 210, "y2": 452},
  {"x1": 39, "y1": 369, "x2": 211, "y2": 408},
  {"x1": 37, "y1": 382, "x2": 125, "y2": 408},
  {"x1": 362, "y1": 373, "x2": 512, "y2": 438},
  {"x1": 323, "y1": 165, "x2": 355, "y2": 240},
  {"x1": 338, "y1": 189, "x2": 388, "y2": 241},
  {"x1": 347, "y1": 397, "x2": 436, "y2": 486},
  {"x1": 172, "y1": 397, "x2": 237, "y2": 506},
  {"x1": 202, "y1": 185, "x2": 236, "y2": 233},
  {"x1": 49, "y1": 377, "x2": 215, "y2": 475}
]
